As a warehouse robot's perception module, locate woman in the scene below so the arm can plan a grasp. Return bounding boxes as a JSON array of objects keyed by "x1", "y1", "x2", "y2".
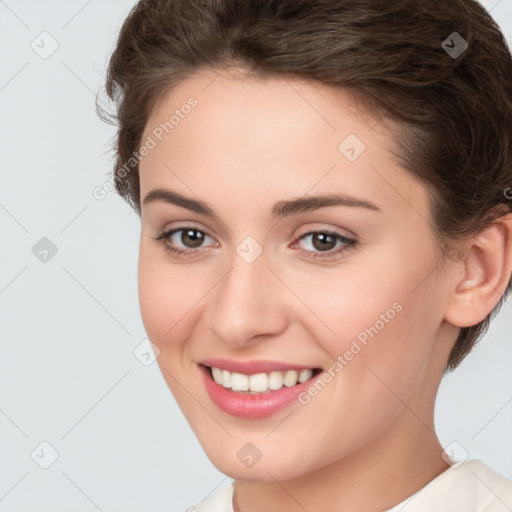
[{"x1": 98, "y1": 0, "x2": 512, "y2": 510}]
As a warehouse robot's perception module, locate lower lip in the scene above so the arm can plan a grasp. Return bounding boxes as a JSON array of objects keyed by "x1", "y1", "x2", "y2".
[{"x1": 199, "y1": 364, "x2": 322, "y2": 419}]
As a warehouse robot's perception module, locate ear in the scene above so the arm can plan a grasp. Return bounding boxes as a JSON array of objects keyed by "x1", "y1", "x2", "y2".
[{"x1": 444, "y1": 213, "x2": 512, "y2": 328}]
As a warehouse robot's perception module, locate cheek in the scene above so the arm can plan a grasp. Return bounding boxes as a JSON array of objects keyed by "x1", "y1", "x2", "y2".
[
  {"x1": 291, "y1": 250, "x2": 441, "y2": 377},
  {"x1": 137, "y1": 246, "x2": 203, "y2": 407},
  {"x1": 137, "y1": 244, "x2": 198, "y2": 346},
  {"x1": 137, "y1": 256, "x2": 169, "y2": 342}
]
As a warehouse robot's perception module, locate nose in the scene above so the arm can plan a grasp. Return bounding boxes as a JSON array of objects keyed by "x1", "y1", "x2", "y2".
[{"x1": 205, "y1": 246, "x2": 289, "y2": 348}]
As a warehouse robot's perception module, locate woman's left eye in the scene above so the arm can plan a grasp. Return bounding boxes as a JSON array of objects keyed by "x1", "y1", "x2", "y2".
[
  {"x1": 153, "y1": 227, "x2": 357, "y2": 259},
  {"x1": 294, "y1": 230, "x2": 357, "y2": 259}
]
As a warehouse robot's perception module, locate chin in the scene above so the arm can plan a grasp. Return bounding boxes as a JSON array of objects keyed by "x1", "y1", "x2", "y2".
[{"x1": 200, "y1": 440, "x2": 314, "y2": 482}]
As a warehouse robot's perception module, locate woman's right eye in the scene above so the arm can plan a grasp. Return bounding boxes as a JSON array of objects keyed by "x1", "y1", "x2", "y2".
[{"x1": 153, "y1": 227, "x2": 216, "y2": 257}]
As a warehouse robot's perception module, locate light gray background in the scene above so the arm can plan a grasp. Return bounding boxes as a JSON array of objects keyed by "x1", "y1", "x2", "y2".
[{"x1": 1, "y1": 1, "x2": 511, "y2": 511}]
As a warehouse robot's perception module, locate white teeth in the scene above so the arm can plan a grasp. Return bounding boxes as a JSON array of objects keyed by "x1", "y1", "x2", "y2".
[
  {"x1": 222, "y1": 369, "x2": 231, "y2": 388},
  {"x1": 209, "y1": 366, "x2": 317, "y2": 393},
  {"x1": 298, "y1": 369, "x2": 313, "y2": 383},
  {"x1": 248, "y1": 373, "x2": 268, "y2": 392},
  {"x1": 212, "y1": 367, "x2": 223, "y2": 384},
  {"x1": 283, "y1": 370, "x2": 299, "y2": 387},
  {"x1": 231, "y1": 372, "x2": 249, "y2": 391},
  {"x1": 268, "y1": 371, "x2": 283, "y2": 390}
]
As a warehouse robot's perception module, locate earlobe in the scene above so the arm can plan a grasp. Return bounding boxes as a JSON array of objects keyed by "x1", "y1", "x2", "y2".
[{"x1": 444, "y1": 213, "x2": 512, "y2": 328}]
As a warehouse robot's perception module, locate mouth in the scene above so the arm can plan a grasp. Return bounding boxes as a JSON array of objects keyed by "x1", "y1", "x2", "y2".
[
  {"x1": 198, "y1": 358, "x2": 326, "y2": 418},
  {"x1": 202, "y1": 364, "x2": 323, "y2": 394}
]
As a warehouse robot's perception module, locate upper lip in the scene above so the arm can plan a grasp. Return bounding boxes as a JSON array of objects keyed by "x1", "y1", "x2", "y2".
[{"x1": 199, "y1": 358, "x2": 321, "y2": 375}]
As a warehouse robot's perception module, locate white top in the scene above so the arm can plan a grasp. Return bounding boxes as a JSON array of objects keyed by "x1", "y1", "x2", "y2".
[{"x1": 178, "y1": 459, "x2": 512, "y2": 511}]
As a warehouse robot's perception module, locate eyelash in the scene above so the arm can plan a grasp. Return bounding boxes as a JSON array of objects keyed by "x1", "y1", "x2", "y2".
[{"x1": 153, "y1": 227, "x2": 358, "y2": 260}]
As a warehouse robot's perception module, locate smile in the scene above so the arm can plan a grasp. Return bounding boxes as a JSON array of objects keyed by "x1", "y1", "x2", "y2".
[
  {"x1": 199, "y1": 362, "x2": 324, "y2": 419},
  {"x1": 208, "y1": 366, "x2": 322, "y2": 393}
]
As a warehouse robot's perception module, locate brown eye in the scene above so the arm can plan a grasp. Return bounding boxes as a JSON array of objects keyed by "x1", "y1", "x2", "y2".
[
  {"x1": 295, "y1": 230, "x2": 358, "y2": 260},
  {"x1": 180, "y1": 229, "x2": 205, "y2": 248},
  {"x1": 154, "y1": 227, "x2": 215, "y2": 257},
  {"x1": 310, "y1": 233, "x2": 337, "y2": 251}
]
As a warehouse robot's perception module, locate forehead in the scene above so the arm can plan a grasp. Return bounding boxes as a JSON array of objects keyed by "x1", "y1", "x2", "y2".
[
  {"x1": 139, "y1": 68, "x2": 429, "y2": 220},
  {"x1": 143, "y1": 67, "x2": 382, "y2": 147}
]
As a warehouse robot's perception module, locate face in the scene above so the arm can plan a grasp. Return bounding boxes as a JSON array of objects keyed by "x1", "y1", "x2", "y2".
[{"x1": 137, "y1": 68, "x2": 455, "y2": 481}]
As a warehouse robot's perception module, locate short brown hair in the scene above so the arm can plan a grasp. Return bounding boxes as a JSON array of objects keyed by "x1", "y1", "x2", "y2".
[{"x1": 98, "y1": 0, "x2": 512, "y2": 370}]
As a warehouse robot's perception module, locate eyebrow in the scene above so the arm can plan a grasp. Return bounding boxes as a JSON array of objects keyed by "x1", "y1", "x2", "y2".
[{"x1": 142, "y1": 188, "x2": 382, "y2": 218}]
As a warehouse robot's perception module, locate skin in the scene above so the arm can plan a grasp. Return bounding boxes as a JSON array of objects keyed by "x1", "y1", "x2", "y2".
[{"x1": 136, "y1": 67, "x2": 512, "y2": 511}]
